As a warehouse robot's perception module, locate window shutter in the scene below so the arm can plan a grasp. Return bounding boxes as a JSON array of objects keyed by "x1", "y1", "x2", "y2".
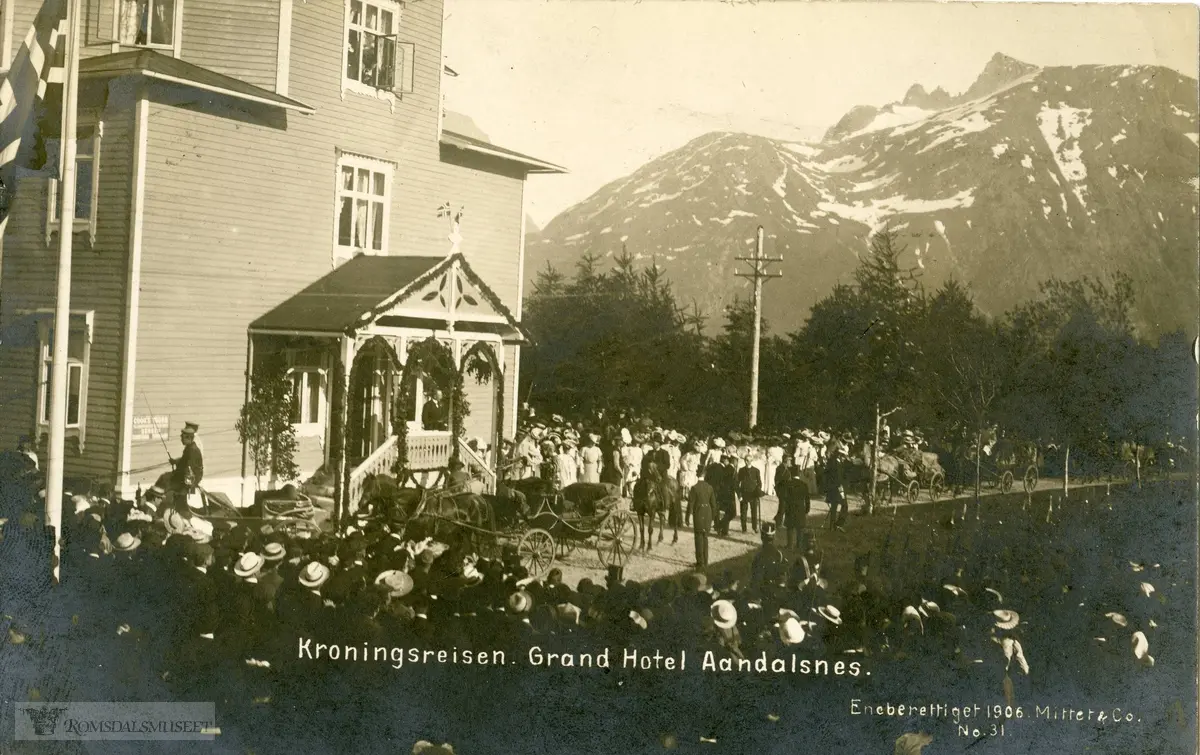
[
  {"x1": 392, "y1": 41, "x2": 415, "y2": 94},
  {"x1": 378, "y1": 36, "x2": 396, "y2": 90}
]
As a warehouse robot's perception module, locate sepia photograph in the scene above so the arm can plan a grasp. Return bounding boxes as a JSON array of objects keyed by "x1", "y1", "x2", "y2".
[{"x1": 0, "y1": 0, "x2": 1197, "y2": 752}]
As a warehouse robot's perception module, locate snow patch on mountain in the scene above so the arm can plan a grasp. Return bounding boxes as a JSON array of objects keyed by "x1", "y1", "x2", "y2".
[
  {"x1": 992, "y1": 143, "x2": 1009, "y2": 157},
  {"x1": 818, "y1": 190, "x2": 975, "y2": 228},
  {"x1": 772, "y1": 166, "x2": 788, "y2": 198},
  {"x1": 919, "y1": 111, "x2": 992, "y2": 154},
  {"x1": 783, "y1": 142, "x2": 821, "y2": 158},
  {"x1": 844, "y1": 105, "x2": 933, "y2": 138}
]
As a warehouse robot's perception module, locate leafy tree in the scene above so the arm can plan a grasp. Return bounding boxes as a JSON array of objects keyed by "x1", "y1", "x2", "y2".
[{"x1": 236, "y1": 358, "x2": 300, "y2": 489}]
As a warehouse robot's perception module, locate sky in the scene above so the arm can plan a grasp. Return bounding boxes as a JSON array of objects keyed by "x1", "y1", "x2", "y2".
[{"x1": 441, "y1": 1, "x2": 1199, "y2": 228}]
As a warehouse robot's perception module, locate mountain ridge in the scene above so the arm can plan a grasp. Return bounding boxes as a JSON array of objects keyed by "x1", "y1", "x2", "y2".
[{"x1": 528, "y1": 57, "x2": 1200, "y2": 338}]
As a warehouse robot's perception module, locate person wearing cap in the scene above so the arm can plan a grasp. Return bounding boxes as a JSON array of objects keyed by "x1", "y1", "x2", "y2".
[{"x1": 169, "y1": 422, "x2": 205, "y2": 515}]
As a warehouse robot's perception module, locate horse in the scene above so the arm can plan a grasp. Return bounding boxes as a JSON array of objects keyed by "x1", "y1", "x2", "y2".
[
  {"x1": 359, "y1": 473, "x2": 490, "y2": 546},
  {"x1": 632, "y1": 464, "x2": 674, "y2": 551}
]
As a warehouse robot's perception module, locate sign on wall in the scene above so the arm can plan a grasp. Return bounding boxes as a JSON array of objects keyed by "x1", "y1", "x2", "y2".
[{"x1": 131, "y1": 415, "x2": 170, "y2": 443}]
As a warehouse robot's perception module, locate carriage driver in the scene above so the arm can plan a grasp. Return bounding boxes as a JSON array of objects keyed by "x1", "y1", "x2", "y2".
[{"x1": 169, "y1": 421, "x2": 205, "y2": 515}]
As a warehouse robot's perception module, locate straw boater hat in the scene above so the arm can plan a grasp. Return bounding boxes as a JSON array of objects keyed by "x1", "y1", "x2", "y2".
[
  {"x1": 375, "y1": 570, "x2": 414, "y2": 598},
  {"x1": 816, "y1": 605, "x2": 842, "y2": 625},
  {"x1": 508, "y1": 590, "x2": 533, "y2": 614},
  {"x1": 712, "y1": 438, "x2": 726, "y2": 449},
  {"x1": 71, "y1": 495, "x2": 91, "y2": 515},
  {"x1": 113, "y1": 532, "x2": 141, "y2": 552},
  {"x1": 993, "y1": 609, "x2": 1020, "y2": 630},
  {"x1": 299, "y1": 561, "x2": 331, "y2": 588},
  {"x1": 263, "y1": 542, "x2": 287, "y2": 562},
  {"x1": 162, "y1": 509, "x2": 190, "y2": 535},
  {"x1": 711, "y1": 599, "x2": 737, "y2": 629},
  {"x1": 234, "y1": 552, "x2": 265, "y2": 579},
  {"x1": 777, "y1": 609, "x2": 808, "y2": 645}
]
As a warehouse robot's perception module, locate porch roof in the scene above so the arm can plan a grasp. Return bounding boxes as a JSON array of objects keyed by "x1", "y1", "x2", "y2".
[
  {"x1": 249, "y1": 254, "x2": 528, "y2": 341},
  {"x1": 80, "y1": 50, "x2": 317, "y2": 114}
]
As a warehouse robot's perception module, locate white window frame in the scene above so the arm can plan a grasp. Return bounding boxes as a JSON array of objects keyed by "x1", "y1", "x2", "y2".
[
  {"x1": 46, "y1": 121, "x2": 102, "y2": 248},
  {"x1": 32, "y1": 310, "x2": 94, "y2": 447},
  {"x1": 340, "y1": 0, "x2": 413, "y2": 111},
  {"x1": 332, "y1": 150, "x2": 393, "y2": 266},
  {"x1": 285, "y1": 349, "x2": 329, "y2": 438},
  {"x1": 287, "y1": 367, "x2": 327, "y2": 437},
  {"x1": 111, "y1": 0, "x2": 185, "y2": 57}
]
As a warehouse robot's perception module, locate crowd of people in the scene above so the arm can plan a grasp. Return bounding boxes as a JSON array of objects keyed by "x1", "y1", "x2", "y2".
[{"x1": 0, "y1": 428, "x2": 1186, "y2": 751}]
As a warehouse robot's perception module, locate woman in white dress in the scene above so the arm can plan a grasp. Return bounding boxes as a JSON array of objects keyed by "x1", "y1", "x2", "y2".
[
  {"x1": 579, "y1": 434, "x2": 603, "y2": 484},
  {"x1": 677, "y1": 440, "x2": 702, "y2": 525}
]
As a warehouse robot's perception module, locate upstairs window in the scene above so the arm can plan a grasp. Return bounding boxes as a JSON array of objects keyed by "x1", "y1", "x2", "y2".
[
  {"x1": 342, "y1": 0, "x2": 414, "y2": 105},
  {"x1": 334, "y1": 152, "x2": 393, "y2": 263},
  {"x1": 46, "y1": 123, "x2": 102, "y2": 246},
  {"x1": 116, "y1": 0, "x2": 180, "y2": 51}
]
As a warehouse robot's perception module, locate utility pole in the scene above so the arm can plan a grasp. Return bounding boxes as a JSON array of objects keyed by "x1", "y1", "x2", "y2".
[
  {"x1": 45, "y1": 0, "x2": 82, "y2": 584},
  {"x1": 735, "y1": 225, "x2": 782, "y2": 430}
]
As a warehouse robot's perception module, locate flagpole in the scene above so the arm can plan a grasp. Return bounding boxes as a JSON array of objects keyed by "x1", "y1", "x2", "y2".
[{"x1": 45, "y1": 0, "x2": 81, "y2": 584}]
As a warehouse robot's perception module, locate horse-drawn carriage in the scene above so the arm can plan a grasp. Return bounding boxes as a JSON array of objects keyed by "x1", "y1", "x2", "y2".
[
  {"x1": 858, "y1": 445, "x2": 947, "y2": 506},
  {"x1": 358, "y1": 473, "x2": 636, "y2": 579},
  {"x1": 936, "y1": 434, "x2": 1039, "y2": 495}
]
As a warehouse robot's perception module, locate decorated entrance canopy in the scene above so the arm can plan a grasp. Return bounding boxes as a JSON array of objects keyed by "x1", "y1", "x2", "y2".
[{"x1": 249, "y1": 253, "x2": 528, "y2": 343}]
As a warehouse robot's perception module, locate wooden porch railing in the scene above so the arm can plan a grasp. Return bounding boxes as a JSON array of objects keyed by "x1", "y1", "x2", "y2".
[
  {"x1": 407, "y1": 433, "x2": 454, "y2": 470},
  {"x1": 347, "y1": 434, "x2": 399, "y2": 513},
  {"x1": 457, "y1": 437, "x2": 497, "y2": 494}
]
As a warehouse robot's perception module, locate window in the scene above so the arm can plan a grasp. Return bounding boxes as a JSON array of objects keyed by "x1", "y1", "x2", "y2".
[
  {"x1": 286, "y1": 349, "x2": 328, "y2": 436},
  {"x1": 289, "y1": 369, "x2": 326, "y2": 427},
  {"x1": 342, "y1": 0, "x2": 414, "y2": 103},
  {"x1": 116, "y1": 0, "x2": 179, "y2": 50},
  {"x1": 46, "y1": 123, "x2": 102, "y2": 245},
  {"x1": 35, "y1": 316, "x2": 91, "y2": 438},
  {"x1": 334, "y1": 153, "x2": 392, "y2": 261}
]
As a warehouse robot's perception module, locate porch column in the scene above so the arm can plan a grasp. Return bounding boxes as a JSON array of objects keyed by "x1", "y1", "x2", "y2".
[{"x1": 331, "y1": 334, "x2": 355, "y2": 530}]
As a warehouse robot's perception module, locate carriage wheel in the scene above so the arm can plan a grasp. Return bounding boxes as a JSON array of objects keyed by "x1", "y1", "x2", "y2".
[
  {"x1": 905, "y1": 480, "x2": 920, "y2": 505},
  {"x1": 928, "y1": 472, "x2": 945, "y2": 501},
  {"x1": 517, "y1": 528, "x2": 556, "y2": 578},
  {"x1": 597, "y1": 512, "x2": 636, "y2": 569},
  {"x1": 1000, "y1": 471, "x2": 1014, "y2": 493},
  {"x1": 1022, "y1": 466, "x2": 1038, "y2": 493}
]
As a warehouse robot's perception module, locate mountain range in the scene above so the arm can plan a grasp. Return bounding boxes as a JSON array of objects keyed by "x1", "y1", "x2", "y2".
[{"x1": 525, "y1": 53, "x2": 1199, "y2": 337}]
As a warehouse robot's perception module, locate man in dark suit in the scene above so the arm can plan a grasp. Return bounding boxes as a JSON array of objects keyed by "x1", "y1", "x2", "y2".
[
  {"x1": 737, "y1": 460, "x2": 763, "y2": 534},
  {"x1": 170, "y1": 422, "x2": 204, "y2": 515},
  {"x1": 824, "y1": 442, "x2": 849, "y2": 531},
  {"x1": 688, "y1": 477, "x2": 715, "y2": 569},
  {"x1": 714, "y1": 456, "x2": 738, "y2": 536}
]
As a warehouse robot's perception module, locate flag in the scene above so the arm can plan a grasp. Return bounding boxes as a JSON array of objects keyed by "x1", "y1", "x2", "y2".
[{"x1": 0, "y1": 0, "x2": 68, "y2": 220}]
